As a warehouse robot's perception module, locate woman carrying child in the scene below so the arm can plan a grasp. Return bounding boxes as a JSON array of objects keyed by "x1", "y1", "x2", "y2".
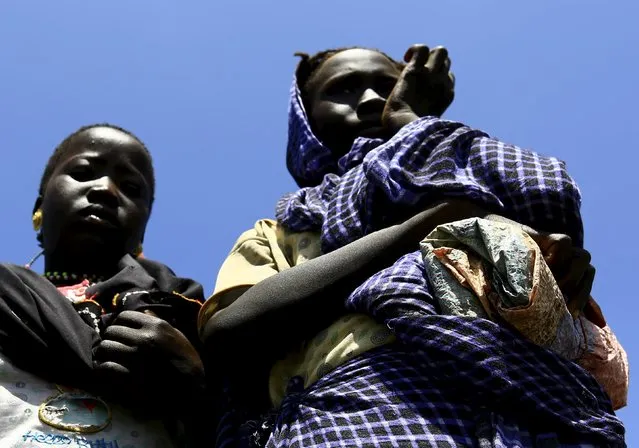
[{"x1": 202, "y1": 45, "x2": 626, "y2": 447}]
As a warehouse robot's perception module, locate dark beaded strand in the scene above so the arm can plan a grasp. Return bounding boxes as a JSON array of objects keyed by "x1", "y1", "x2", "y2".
[{"x1": 44, "y1": 272, "x2": 104, "y2": 284}]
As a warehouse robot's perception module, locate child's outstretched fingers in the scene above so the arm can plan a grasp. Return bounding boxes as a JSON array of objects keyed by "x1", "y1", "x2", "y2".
[
  {"x1": 425, "y1": 46, "x2": 449, "y2": 74},
  {"x1": 426, "y1": 46, "x2": 455, "y2": 115},
  {"x1": 404, "y1": 44, "x2": 430, "y2": 67}
]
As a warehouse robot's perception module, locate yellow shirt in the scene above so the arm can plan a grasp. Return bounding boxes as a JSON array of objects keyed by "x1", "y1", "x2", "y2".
[{"x1": 199, "y1": 219, "x2": 395, "y2": 407}]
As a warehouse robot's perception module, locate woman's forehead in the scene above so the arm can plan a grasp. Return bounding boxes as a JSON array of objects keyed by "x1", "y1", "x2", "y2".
[
  {"x1": 80, "y1": 126, "x2": 136, "y2": 146},
  {"x1": 312, "y1": 49, "x2": 399, "y2": 86},
  {"x1": 63, "y1": 127, "x2": 152, "y2": 174}
]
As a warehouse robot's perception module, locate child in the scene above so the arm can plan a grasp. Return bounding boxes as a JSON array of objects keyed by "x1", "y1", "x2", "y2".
[
  {"x1": 201, "y1": 46, "x2": 625, "y2": 447},
  {"x1": 0, "y1": 124, "x2": 209, "y2": 447}
]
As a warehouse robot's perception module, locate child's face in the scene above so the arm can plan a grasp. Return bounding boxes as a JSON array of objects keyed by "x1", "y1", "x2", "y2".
[
  {"x1": 306, "y1": 49, "x2": 401, "y2": 155},
  {"x1": 38, "y1": 127, "x2": 153, "y2": 260}
]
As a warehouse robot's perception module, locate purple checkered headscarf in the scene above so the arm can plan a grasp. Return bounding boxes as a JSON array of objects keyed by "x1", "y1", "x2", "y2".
[{"x1": 215, "y1": 80, "x2": 624, "y2": 447}]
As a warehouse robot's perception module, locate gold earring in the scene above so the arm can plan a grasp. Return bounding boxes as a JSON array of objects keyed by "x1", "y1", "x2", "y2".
[
  {"x1": 32, "y1": 209, "x2": 43, "y2": 232},
  {"x1": 133, "y1": 243, "x2": 144, "y2": 258}
]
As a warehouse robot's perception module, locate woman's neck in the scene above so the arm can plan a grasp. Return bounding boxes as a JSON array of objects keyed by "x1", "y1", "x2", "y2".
[{"x1": 44, "y1": 249, "x2": 121, "y2": 282}]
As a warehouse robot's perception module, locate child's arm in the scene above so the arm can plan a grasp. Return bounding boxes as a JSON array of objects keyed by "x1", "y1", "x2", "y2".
[{"x1": 201, "y1": 200, "x2": 489, "y2": 367}]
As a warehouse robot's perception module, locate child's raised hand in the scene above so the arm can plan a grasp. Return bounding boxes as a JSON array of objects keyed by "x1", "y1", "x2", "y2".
[
  {"x1": 382, "y1": 44, "x2": 455, "y2": 134},
  {"x1": 405, "y1": 44, "x2": 455, "y2": 117},
  {"x1": 95, "y1": 310, "x2": 205, "y2": 411}
]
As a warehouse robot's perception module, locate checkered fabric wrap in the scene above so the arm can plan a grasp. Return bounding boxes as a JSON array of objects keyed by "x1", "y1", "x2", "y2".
[
  {"x1": 213, "y1": 80, "x2": 624, "y2": 447},
  {"x1": 278, "y1": 79, "x2": 584, "y2": 251},
  {"x1": 215, "y1": 253, "x2": 624, "y2": 447}
]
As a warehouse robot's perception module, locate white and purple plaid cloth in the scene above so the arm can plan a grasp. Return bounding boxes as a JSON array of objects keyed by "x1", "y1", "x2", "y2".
[
  {"x1": 278, "y1": 82, "x2": 584, "y2": 251},
  {"x1": 216, "y1": 81, "x2": 625, "y2": 447}
]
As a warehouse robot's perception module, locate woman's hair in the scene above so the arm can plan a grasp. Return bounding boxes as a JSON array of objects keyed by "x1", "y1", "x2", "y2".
[
  {"x1": 38, "y1": 123, "x2": 155, "y2": 203},
  {"x1": 294, "y1": 47, "x2": 404, "y2": 108}
]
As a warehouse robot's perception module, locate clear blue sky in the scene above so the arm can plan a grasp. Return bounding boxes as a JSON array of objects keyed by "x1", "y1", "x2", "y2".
[{"x1": 1, "y1": 1, "x2": 636, "y2": 442}]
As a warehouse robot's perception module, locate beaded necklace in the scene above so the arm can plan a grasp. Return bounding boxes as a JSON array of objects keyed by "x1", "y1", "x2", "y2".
[{"x1": 43, "y1": 271, "x2": 104, "y2": 284}]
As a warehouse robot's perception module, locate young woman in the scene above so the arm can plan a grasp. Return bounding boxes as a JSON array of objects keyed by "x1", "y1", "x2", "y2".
[{"x1": 0, "y1": 124, "x2": 209, "y2": 447}]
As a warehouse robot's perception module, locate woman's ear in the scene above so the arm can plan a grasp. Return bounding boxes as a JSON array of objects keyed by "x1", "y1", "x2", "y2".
[
  {"x1": 32, "y1": 196, "x2": 45, "y2": 247},
  {"x1": 32, "y1": 196, "x2": 43, "y2": 216}
]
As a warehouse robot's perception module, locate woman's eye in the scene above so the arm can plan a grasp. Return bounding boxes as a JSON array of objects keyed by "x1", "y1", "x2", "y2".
[
  {"x1": 69, "y1": 166, "x2": 94, "y2": 181},
  {"x1": 376, "y1": 77, "x2": 398, "y2": 97},
  {"x1": 121, "y1": 181, "x2": 141, "y2": 197},
  {"x1": 326, "y1": 77, "x2": 359, "y2": 96}
]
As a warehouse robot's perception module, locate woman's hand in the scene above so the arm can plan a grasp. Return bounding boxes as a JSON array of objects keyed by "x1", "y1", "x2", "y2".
[{"x1": 95, "y1": 310, "x2": 205, "y2": 412}]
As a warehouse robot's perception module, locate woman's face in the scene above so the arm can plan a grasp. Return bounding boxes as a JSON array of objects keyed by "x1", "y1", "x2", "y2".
[
  {"x1": 38, "y1": 126, "x2": 154, "y2": 260},
  {"x1": 305, "y1": 49, "x2": 401, "y2": 156}
]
